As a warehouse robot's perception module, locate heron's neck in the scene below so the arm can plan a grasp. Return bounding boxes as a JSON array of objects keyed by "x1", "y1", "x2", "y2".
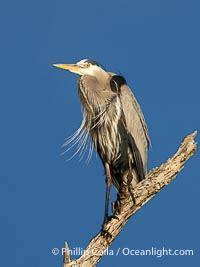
[{"x1": 95, "y1": 69, "x2": 110, "y2": 88}]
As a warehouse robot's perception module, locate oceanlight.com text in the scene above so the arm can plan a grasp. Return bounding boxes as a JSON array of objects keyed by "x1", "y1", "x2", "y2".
[{"x1": 51, "y1": 246, "x2": 194, "y2": 257}]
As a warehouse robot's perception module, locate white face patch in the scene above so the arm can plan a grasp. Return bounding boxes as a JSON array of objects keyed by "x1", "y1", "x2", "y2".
[
  {"x1": 75, "y1": 59, "x2": 104, "y2": 77},
  {"x1": 76, "y1": 59, "x2": 88, "y2": 65},
  {"x1": 80, "y1": 65, "x2": 101, "y2": 76}
]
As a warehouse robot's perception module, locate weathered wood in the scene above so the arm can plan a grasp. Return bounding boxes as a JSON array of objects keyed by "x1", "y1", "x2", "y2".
[
  {"x1": 63, "y1": 242, "x2": 71, "y2": 265},
  {"x1": 63, "y1": 131, "x2": 197, "y2": 267}
]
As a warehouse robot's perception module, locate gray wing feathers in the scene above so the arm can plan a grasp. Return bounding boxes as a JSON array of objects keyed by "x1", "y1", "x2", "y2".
[{"x1": 120, "y1": 84, "x2": 150, "y2": 172}]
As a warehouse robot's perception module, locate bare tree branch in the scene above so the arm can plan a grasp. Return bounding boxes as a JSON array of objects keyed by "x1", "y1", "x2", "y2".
[
  {"x1": 63, "y1": 131, "x2": 197, "y2": 267},
  {"x1": 63, "y1": 242, "x2": 71, "y2": 264}
]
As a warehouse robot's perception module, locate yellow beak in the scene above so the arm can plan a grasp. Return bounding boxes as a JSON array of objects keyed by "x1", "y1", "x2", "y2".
[{"x1": 53, "y1": 63, "x2": 82, "y2": 74}]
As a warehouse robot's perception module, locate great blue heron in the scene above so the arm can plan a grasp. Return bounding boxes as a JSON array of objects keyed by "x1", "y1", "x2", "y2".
[{"x1": 53, "y1": 59, "x2": 150, "y2": 226}]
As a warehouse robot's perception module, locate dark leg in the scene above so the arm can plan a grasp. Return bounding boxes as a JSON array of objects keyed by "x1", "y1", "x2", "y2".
[
  {"x1": 103, "y1": 162, "x2": 112, "y2": 225},
  {"x1": 127, "y1": 158, "x2": 136, "y2": 205}
]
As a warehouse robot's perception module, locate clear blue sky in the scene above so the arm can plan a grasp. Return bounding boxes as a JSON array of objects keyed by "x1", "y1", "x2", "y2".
[{"x1": 0, "y1": 0, "x2": 199, "y2": 266}]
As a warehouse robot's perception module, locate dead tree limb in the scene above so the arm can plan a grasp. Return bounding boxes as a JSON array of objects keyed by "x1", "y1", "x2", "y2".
[{"x1": 63, "y1": 131, "x2": 197, "y2": 267}]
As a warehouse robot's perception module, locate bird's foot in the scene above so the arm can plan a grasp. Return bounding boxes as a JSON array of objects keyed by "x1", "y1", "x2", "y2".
[
  {"x1": 102, "y1": 215, "x2": 112, "y2": 227},
  {"x1": 129, "y1": 191, "x2": 136, "y2": 206},
  {"x1": 101, "y1": 228, "x2": 112, "y2": 240},
  {"x1": 100, "y1": 215, "x2": 113, "y2": 239},
  {"x1": 114, "y1": 188, "x2": 136, "y2": 214},
  {"x1": 101, "y1": 224, "x2": 112, "y2": 240},
  {"x1": 112, "y1": 199, "x2": 121, "y2": 215},
  {"x1": 127, "y1": 176, "x2": 136, "y2": 206}
]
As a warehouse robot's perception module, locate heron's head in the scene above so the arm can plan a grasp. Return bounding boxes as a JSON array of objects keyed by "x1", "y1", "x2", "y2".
[{"x1": 53, "y1": 59, "x2": 106, "y2": 77}]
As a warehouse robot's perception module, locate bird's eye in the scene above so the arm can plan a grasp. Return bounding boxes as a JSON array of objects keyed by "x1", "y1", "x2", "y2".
[{"x1": 84, "y1": 63, "x2": 90, "y2": 68}]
